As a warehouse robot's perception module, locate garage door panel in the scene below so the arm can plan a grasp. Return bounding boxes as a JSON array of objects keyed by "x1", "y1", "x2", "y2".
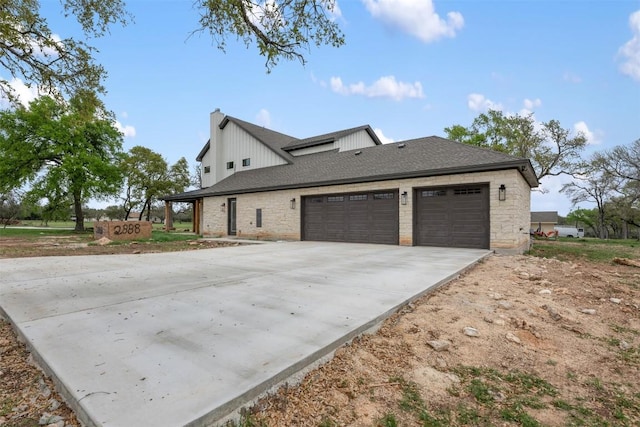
[
  {"x1": 303, "y1": 191, "x2": 399, "y2": 245},
  {"x1": 415, "y1": 185, "x2": 489, "y2": 249}
]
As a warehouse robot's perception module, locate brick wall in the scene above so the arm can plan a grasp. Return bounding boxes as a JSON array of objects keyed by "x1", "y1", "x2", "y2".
[{"x1": 201, "y1": 169, "x2": 533, "y2": 253}]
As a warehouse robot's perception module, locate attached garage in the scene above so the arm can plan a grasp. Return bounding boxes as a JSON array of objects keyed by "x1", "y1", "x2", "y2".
[
  {"x1": 165, "y1": 110, "x2": 539, "y2": 254},
  {"x1": 303, "y1": 190, "x2": 399, "y2": 244},
  {"x1": 414, "y1": 184, "x2": 490, "y2": 249}
]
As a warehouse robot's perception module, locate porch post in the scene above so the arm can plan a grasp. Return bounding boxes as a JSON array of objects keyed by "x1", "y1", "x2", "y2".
[
  {"x1": 164, "y1": 201, "x2": 174, "y2": 230},
  {"x1": 193, "y1": 199, "x2": 200, "y2": 233}
]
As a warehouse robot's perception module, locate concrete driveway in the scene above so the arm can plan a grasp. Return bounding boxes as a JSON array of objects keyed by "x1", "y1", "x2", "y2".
[{"x1": 0, "y1": 242, "x2": 490, "y2": 426}]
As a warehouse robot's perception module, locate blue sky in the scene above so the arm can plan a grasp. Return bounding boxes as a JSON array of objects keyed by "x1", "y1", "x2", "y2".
[{"x1": 5, "y1": 0, "x2": 640, "y2": 215}]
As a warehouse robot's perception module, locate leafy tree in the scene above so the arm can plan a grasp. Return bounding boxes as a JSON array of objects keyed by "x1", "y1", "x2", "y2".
[
  {"x1": 565, "y1": 208, "x2": 596, "y2": 231},
  {"x1": 104, "y1": 204, "x2": 124, "y2": 220},
  {"x1": 192, "y1": 163, "x2": 203, "y2": 189},
  {"x1": 561, "y1": 157, "x2": 619, "y2": 239},
  {"x1": 193, "y1": 0, "x2": 344, "y2": 71},
  {"x1": 0, "y1": 91, "x2": 124, "y2": 231},
  {"x1": 591, "y1": 139, "x2": 640, "y2": 238},
  {"x1": 121, "y1": 146, "x2": 191, "y2": 221},
  {"x1": 445, "y1": 110, "x2": 587, "y2": 183},
  {"x1": 83, "y1": 207, "x2": 105, "y2": 221},
  {"x1": 2, "y1": 0, "x2": 343, "y2": 103},
  {"x1": 1, "y1": 0, "x2": 130, "y2": 102},
  {"x1": 0, "y1": 189, "x2": 22, "y2": 228},
  {"x1": 599, "y1": 138, "x2": 640, "y2": 183}
]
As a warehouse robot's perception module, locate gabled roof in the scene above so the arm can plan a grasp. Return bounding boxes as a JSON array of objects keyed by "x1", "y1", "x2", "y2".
[
  {"x1": 221, "y1": 116, "x2": 298, "y2": 163},
  {"x1": 196, "y1": 140, "x2": 210, "y2": 162},
  {"x1": 530, "y1": 211, "x2": 558, "y2": 223},
  {"x1": 283, "y1": 125, "x2": 382, "y2": 152},
  {"x1": 194, "y1": 116, "x2": 300, "y2": 163},
  {"x1": 165, "y1": 136, "x2": 538, "y2": 201}
]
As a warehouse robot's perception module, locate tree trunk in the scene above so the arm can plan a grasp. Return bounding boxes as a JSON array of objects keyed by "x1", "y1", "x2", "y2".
[{"x1": 73, "y1": 191, "x2": 84, "y2": 232}]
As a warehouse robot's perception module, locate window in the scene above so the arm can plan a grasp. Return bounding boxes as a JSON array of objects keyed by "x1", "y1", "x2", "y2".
[
  {"x1": 327, "y1": 196, "x2": 344, "y2": 202},
  {"x1": 349, "y1": 194, "x2": 368, "y2": 201},
  {"x1": 373, "y1": 193, "x2": 394, "y2": 200},
  {"x1": 203, "y1": 166, "x2": 210, "y2": 173},
  {"x1": 242, "y1": 158, "x2": 250, "y2": 167},
  {"x1": 256, "y1": 209, "x2": 262, "y2": 228},
  {"x1": 226, "y1": 161, "x2": 234, "y2": 170},
  {"x1": 309, "y1": 197, "x2": 323, "y2": 203},
  {"x1": 421, "y1": 190, "x2": 446, "y2": 197},
  {"x1": 454, "y1": 187, "x2": 482, "y2": 195}
]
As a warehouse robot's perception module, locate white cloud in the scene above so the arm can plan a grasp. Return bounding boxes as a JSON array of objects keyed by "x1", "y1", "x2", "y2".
[
  {"x1": 362, "y1": 0, "x2": 463, "y2": 43},
  {"x1": 120, "y1": 111, "x2": 129, "y2": 119},
  {"x1": 115, "y1": 121, "x2": 136, "y2": 138},
  {"x1": 34, "y1": 33, "x2": 63, "y2": 57},
  {"x1": 523, "y1": 98, "x2": 541, "y2": 111},
  {"x1": 618, "y1": 10, "x2": 640, "y2": 81},
  {"x1": 256, "y1": 108, "x2": 271, "y2": 127},
  {"x1": 531, "y1": 175, "x2": 582, "y2": 216},
  {"x1": 0, "y1": 77, "x2": 41, "y2": 108},
  {"x1": 330, "y1": 75, "x2": 424, "y2": 100},
  {"x1": 573, "y1": 121, "x2": 601, "y2": 145},
  {"x1": 467, "y1": 93, "x2": 502, "y2": 112},
  {"x1": 374, "y1": 128, "x2": 394, "y2": 144},
  {"x1": 562, "y1": 71, "x2": 582, "y2": 83}
]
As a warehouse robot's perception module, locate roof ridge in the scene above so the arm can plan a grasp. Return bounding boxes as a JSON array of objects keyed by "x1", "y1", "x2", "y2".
[{"x1": 225, "y1": 116, "x2": 299, "y2": 141}]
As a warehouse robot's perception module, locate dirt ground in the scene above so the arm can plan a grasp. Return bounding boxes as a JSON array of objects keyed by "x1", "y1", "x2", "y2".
[
  {"x1": 0, "y1": 234, "x2": 241, "y2": 258},
  {"x1": 1, "y1": 238, "x2": 639, "y2": 427}
]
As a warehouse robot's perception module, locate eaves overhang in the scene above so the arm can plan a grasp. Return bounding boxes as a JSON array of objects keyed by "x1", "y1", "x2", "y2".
[{"x1": 189, "y1": 160, "x2": 538, "y2": 198}]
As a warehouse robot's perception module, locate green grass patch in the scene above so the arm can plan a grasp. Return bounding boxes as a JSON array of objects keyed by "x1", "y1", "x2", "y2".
[
  {"x1": 376, "y1": 413, "x2": 398, "y2": 427},
  {"x1": 527, "y1": 238, "x2": 640, "y2": 263},
  {"x1": 551, "y1": 380, "x2": 640, "y2": 425},
  {"x1": 317, "y1": 418, "x2": 337, "y2": 427},
  {"x1": 0, "y1": 227, "x2": 90, "y2": 238},
  {"x1": 148, "y1": 230, "x2": 197, "y2": 242},
  {"x1": 12, "y1": 220, "x2": 78, "y2": 228},
  {"x1": 390, "y1": 367, "x2": 565, "y2": 426},
  {"x1": 223, "y1": 413, "x2": 267, "y2": 427},
  {"x1": 0, "y1": 397, "x2": 16, "y2": 416}
]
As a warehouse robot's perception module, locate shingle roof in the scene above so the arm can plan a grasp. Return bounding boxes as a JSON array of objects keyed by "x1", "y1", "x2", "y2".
[
  {"x1": 222, "y1": 116, "x2": 299, "y2": 163},
  {"x1": 530, "y1": 211, "x2": 558, "y2": 223},
  {"x1": 195, "y1": 116, "x2": 301, "y2": 163},
  {"x1": 195, "y1": 140, "x2": 210, "y2": 162},
  {"x1": 283, "y1": 125, "x2": 382, "y2": 151},
  {"x1": 165, "y1": 136, "x2": 538, "y2": 201}
]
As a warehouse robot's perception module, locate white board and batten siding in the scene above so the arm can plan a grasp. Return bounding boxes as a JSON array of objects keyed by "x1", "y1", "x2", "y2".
[
  {"x1": 289, "y1": 142, "x2": 336, "y2": 157},
  {"x1": 288, "y1": 130, "x2": 379, "y2": 157},
  {"x1": 203, "y1": 120, "x2": 288, "y2": 187},
  {"x1": 335, "y1": 129, "x2": 379, "y2": 152},
  {"x1": 219, "y1": 121, "x2": 287, "y2": 180}
]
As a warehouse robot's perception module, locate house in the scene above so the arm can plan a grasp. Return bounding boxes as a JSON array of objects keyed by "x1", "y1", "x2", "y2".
[
  {"x1": 530, "y1": 211, "x2": 559, "y2": 234},
  {"x1": 163, "y1": 109, "x2": 539, "y2": 253}
]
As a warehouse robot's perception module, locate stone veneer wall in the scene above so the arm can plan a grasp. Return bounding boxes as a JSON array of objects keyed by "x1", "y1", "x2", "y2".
[{"x1": 201, "y1": 169, "x2": 532, "y2": 253}]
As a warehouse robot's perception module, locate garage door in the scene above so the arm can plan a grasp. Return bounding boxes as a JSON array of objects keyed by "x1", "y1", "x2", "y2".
[
  {"x1": 414, "y1": 185, "x2": 489, "y2": 249},
  {"x1": 303, "y1": 191, "x2": 399, "y2": 244}
]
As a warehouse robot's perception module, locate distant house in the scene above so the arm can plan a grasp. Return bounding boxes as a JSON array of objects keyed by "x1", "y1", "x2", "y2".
[
  {"x1": 164, "y1": 109, "x2": 539, "y2": 253},
  {"x1": 530, "y1": 211, "x2": 558, "y2": 234}
]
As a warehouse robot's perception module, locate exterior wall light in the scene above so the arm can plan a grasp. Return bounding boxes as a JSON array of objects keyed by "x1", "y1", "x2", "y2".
[
  {"x1": 498, "y1": 184, "x2": 506, "y2": 201},
  {"x1": 401, "y1": 191, "x2": 408, "y2": 205},
  {"x1": 290, "y1": 198, "x2": 296, "y2": 209},
  {"x1": 220, "y1": 202, "x2": 226, "y2": 212}
]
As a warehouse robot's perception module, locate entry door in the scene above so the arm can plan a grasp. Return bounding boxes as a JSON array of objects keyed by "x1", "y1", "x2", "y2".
[{"x1": 228, "y1": 198, "x2": 237, "y2": 236}]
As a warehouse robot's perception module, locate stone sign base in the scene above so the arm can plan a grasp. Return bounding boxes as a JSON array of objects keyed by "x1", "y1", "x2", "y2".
[{"x1": 94, "y1": 221, "x2": 153, "y2": 241}]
